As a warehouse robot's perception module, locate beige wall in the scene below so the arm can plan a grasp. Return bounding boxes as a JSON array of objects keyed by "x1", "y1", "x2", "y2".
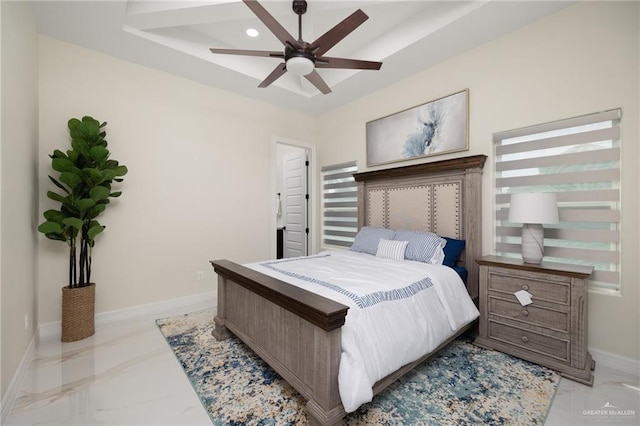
[
  {"x1": 1, "y1": 1, "x2": 39, "y2": 398},
  {"x1": 38, "y1": 37, "x2": 315, "y2": 324},
  {"x1": 2, "y1": 1, "x2": 638, "y2": 402},
  {"x1": 315, "y1": 1, "x2": 640, "y2": 360}
]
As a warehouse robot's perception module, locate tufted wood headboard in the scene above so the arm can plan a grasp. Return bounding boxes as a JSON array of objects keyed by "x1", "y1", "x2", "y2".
[{"x1": 353, "y1": 155, "x2": 487, "y2": 299}]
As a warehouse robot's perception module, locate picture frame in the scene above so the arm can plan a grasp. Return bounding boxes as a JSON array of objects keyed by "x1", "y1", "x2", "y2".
[{"x1": 366, "y1": 89, "x2": 469, "y2": 167}]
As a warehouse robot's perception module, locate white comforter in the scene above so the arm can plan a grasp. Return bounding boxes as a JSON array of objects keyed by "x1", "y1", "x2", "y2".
[{"x1": 246, "y1": 249, "x2": 479, "y2": 413}]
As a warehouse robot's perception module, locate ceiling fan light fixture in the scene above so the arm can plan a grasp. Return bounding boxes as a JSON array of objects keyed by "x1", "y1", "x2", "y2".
[{"x1": 286, "y1": 56, "x2": 314, "y2": 76}]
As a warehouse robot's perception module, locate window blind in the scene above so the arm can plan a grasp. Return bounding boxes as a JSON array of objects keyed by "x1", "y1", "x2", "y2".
[
  {"x1": 322, "y1": 161, "x2": 358, "y2": 247},
  {"x1": 493, "y1": 109, "x2": 621, "y2": 292}
]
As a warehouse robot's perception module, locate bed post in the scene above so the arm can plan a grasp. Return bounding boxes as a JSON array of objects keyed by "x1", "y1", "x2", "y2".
[
  {"x1": 306, "y1": 328, "x2": 345, "y2": 426},
  {"x1": 212, "y1": 272, "x2": 232, "y2": 340},
  {"x1": 463, "y1": 163, "x2": 484, "y2": 301}
]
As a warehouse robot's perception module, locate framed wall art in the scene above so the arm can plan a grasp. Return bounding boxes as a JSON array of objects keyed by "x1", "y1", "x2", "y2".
[{"x1": 366, "y1": 89, "x2": 469, "y2": 167}]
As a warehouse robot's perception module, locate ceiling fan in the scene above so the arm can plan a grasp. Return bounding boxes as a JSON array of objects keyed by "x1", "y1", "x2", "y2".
[{"x1": 209, "y1": 0, "x2": 383, "y2": 95}]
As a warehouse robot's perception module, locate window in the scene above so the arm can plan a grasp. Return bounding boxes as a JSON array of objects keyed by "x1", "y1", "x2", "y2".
[
  {"x1": 322, "y1": 161, "x2": 358, "y2": 247},
  {"x1": 494, "y1": 109, "x2": 621, "y2": 292}
]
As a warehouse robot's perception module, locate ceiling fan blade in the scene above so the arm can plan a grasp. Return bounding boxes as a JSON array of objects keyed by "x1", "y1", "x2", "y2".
[
  {"x1": 209, "y1": 48, "x2": 284, "y2": 59},
  {"x1": 258, "y1": 63, "x2": 288, "y2": 88},
  {"x1": 316, "y1": 56, "x2": 382, "y2": 70},
  {"x1": 307, "y1": 9, "x2": 368, "y2": 57},
  {"x1": 243, "y1": 0, "x2": 301, "y2": 49},
  {"x1": 304, "y1": 69, "x2": 331, "y2": 95}
]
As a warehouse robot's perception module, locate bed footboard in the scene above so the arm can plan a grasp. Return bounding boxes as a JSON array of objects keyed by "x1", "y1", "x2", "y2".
[{"x1": 210, "y1": 259, "x2": 349, "y2": 426}]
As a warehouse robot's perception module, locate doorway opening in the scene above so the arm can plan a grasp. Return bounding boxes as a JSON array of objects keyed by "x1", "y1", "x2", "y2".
[{"x1": 273, "y1": 138, "x2": 314, "y2": 259}]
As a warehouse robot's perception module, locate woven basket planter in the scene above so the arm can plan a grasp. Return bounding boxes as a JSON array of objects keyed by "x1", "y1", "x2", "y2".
[{"x1": 61, "y1": 283, "x2": 96, "y2": 342}]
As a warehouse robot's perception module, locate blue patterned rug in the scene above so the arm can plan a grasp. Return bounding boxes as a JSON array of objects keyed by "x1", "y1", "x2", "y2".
[{"x1": 157, "y1": 309, "x2": 559, "y2": 425}]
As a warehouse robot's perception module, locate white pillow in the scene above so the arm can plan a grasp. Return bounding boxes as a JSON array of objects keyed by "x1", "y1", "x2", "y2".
[{"x1": 376, "y1": 238, "x2": 408, "y2": 262}]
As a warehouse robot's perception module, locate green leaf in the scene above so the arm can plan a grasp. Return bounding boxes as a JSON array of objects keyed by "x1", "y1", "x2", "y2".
[
  {"x1": 68, "y1": 118, "x2": 82, "y2": 134},
  {"x1": 68, "y1": 227, "x2": 79, "y2": 240},
  {"x1": 48, "y1": 176, "x2": 70, "y2": 194},
  {"x1": 47, "y1": 191, "x2": 68, "y2": 204},
  {"x1": 38, "y1": 221, "x2": 63, "y2": 234},
  {"x1": 114, "y1": 165, "x2": 128, "y2": 177},
  {"x1": 89, "y1": 146, "x2": 109, "y2": 163},
  {"x1": 104, "y1": 160, "x2": 118, "y2": 168},
  {"x1": 84, "y1": 168, "x2": 103, "y2": 184},
  {"x1": 71, "y1": 137, "x2": 91, "y2": 159},
  {"x1": 89, "y1": 186, "x2": 110, "y2": 201},
  {"x1": 101, "y1": 169, "x2": 116, "y2": 181},
  {"x1": 67, "y1": 149, "x2": 79, "y2": 163},
  {"x1": 59, "y1": 172, "x2": 82, "y2": 188},
  {"x1": 52, "y1": 158, "x2": 75, "y2": 172},
  {"x1": 45, "y1": 233, "x2": 67, "y2": 242},
  {"x1": 87, "y1": 204, "x2": 106, "y2": 218},
  {"x1": 62, "y1": 203, "x2": 79, "y2": 216},
  {"x1": 109, "y1": 191, "x2": 122, "y2": 198},
  {"x1": 43, "y1": 209, "x2": 65, "y2": 223},
  {"x1": 87, "y1": 224, "x2": 105, "y2": 240},
  {"x1": 62, "y1": 217, "x2": 84, "y2": 230},
  {"x1": 75, "y1": 198, "x2": 96, "y2": 212},
  {"x1": 82, "y1": 116, "x2": 101, "y2": 136},
  {"x1": 51, "y1": 149, "x2": 68, "y2": 159}
]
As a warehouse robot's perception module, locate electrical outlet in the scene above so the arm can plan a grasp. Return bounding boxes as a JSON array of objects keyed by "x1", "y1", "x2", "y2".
[
  {"x1": 196, "y1": 271, "x2": 205, "y2": 281},
  {"x1": 24, "y1": 314, "x2": 29, "y2": 331}
]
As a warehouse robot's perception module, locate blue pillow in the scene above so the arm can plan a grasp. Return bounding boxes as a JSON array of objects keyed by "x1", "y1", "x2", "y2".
[
  {"x1": 443, "y1": 237, "x2": 466, "y2": 267},
  {"x1": 393, "y1": 229, "x2": 446, "y2": 264},
  {"x1": 350, "y1": 226, "x2": 396, "y2": 255}
]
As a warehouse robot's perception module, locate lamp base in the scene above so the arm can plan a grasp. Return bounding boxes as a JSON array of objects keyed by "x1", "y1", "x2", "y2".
[{"x1": 521, "y1": 223, "x2": 544, "y2": 264}]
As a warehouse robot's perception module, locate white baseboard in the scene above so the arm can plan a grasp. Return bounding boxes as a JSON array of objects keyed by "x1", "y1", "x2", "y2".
[
  {"x1": 590, "y1": 346, "x2": 640, "y2": 378},
  {"x1": 1, "y1": 331, "x2": 38, "y2": 425},
  {"x1": 38, "y1": 290, "x2": 216, "y2": 341}
]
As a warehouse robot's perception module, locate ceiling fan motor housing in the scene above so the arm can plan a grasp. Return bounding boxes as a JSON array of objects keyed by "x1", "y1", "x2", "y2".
[
  {"x1": 292, "y1": 0, "x2": 307, "y2": 15},
  {"x1": 285, "y1": 47, "x2": 314, "y2": 63}
]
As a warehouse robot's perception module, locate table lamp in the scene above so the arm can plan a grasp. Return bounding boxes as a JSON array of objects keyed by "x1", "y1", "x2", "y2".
[{"x1": 508, "y1": 192, "x2": 559, "y2": 264}]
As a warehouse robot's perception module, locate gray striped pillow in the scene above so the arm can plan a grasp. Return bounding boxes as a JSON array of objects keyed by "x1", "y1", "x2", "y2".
[
  {"x1": 375, "y1": 238, "x2": 408, "y2": 261},
  {"x1": 393, "y1": 229, "x2": 446, "y2": 264},
  {"x1": 350, "y1": 226, "x2": 397, "y2": 255}
]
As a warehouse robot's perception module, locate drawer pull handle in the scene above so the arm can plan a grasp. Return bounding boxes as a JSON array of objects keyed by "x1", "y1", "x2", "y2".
[
  {"x1": 521, "y1": 309, "x2": 529, "y2": 317},
  {"x1": 521, "y1": 336, "x2": 529, "y2": 343},
  {"x1": 522, "y1": 285, "x2": 529, "y2": 291}
]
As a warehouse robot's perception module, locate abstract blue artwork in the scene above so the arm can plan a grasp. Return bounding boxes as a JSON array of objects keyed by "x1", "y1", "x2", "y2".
[{"x1": 366, "y1": 90, "x2": 468, "y2": 166}]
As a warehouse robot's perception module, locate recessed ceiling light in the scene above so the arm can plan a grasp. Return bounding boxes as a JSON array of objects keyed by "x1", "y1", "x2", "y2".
[{"x1": 246, "y1": 28, "x2": 259, "y2": 37}]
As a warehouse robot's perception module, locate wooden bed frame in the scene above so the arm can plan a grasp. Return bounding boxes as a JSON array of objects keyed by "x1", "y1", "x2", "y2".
[{"x1": 210, "y1": 155, "x2": 486, "y2": 425}]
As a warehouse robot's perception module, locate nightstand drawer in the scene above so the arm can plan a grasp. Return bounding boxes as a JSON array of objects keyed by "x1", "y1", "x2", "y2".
[
  {"x1": 488, "y1": 320, "x2": 570, "y2": 362},
  {"x1": 488, "y1": 271, "x2": 569, "y2": 305},
  {"x1": 489, "y1": 296, "x2": 569, "y2": 332}
]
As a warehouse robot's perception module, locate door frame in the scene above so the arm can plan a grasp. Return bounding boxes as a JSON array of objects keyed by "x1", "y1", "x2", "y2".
[{"x1": 270, "y1": 136, "x2": 316, "y2": 259}]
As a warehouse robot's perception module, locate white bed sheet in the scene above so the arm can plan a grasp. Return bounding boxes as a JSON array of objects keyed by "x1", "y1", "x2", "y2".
[{"x1": 247, "y1": 249, "x2": 479, "y2": 413}]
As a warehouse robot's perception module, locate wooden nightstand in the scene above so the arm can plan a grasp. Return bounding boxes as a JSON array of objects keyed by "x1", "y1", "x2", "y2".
[{"x1": 474, "y1": 255, "x2": 595, "y2": 385}]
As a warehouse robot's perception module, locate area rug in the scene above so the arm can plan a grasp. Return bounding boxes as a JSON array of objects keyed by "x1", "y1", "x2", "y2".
[{"x1": 157, "y1": 309, "x2": 559, "y2": 425}]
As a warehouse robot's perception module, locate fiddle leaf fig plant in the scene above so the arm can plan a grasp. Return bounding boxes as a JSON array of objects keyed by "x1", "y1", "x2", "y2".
[{"x1": 38, "y1": 116, "x2": 128, "y2": 288}]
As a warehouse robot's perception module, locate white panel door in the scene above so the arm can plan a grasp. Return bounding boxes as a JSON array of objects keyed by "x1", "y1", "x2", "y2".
[{"x1": 283, "y1": 151, "x2": 308, "y2": 257}]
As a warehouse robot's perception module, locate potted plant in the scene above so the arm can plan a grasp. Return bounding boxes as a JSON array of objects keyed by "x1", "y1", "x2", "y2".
[{"x1": 38, "y1": 116, "x2": 127, "y2": 342}]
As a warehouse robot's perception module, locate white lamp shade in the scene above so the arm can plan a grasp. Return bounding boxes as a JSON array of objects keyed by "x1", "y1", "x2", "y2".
[
  {"x1": 508, "y1": 192, "x2": 559, "y2": 224},
  {"x1": 286, "y1": 57, "x2": 314, "y2": 76}
]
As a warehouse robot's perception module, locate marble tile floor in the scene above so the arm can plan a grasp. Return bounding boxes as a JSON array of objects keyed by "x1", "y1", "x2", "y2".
[{"x1": 5, "y1": 304, "x2": 640, "y2": 426}]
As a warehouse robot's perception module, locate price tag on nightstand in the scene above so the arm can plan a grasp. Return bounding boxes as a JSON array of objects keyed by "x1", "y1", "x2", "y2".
[{"x1": 514, "y1": 290, "x2": 533, "y2": 306}]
